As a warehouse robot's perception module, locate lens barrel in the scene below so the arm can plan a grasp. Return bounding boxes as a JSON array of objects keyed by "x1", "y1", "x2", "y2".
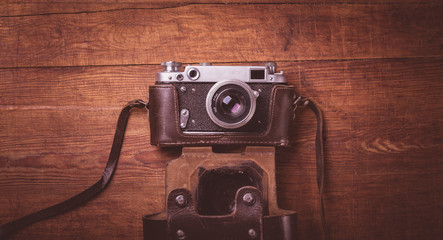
[{"x1": 206, "y1": 80, "x2": 257, "y2": 129}]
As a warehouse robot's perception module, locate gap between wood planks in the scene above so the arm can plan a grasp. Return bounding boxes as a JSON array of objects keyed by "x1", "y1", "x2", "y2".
[{"x1": 0, "y1": 56, "x2": 440, "y2": 70}]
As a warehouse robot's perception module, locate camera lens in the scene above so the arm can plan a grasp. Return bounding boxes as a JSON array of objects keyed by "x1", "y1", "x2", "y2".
[
  {"x1": 217, "y1": 89, "x2": 247, "y2": 119},
  {"x1": 206, "y1": 80, "x2": 257, "y2": 129}
]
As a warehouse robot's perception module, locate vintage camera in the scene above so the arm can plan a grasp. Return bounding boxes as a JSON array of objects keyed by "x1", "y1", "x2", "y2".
[
  {"x1": 149, "y1": 61, "x2": 295, "y2": 146},
  {"x1": 144, "y1": 62, "x2": 299, "y2": 240}
]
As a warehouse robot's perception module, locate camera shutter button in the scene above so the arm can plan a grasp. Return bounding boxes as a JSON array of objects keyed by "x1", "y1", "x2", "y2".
[{"x1": 265, "y1": 62, "x2": 277, "y2": 74}]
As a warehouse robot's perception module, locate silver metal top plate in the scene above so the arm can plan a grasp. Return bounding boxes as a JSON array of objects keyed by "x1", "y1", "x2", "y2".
[{"x1": 156, "y1": 63, "x2": 286, "y2": 83}]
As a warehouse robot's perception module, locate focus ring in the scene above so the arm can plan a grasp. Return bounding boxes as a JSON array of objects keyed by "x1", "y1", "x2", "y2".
[{"x1": 205, "y1": 80, "x2": 257, "y2": 129}]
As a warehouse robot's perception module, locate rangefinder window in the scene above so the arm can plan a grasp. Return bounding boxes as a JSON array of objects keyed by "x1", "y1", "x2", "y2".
[{"x1": 250, "y1": 70, "x2": 265, "y2": 80}]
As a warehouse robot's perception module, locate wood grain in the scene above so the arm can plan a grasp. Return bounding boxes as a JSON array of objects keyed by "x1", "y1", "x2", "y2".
[
  {"x1": 2, "y1": 1, "x2": 441, "y2": 17},
  {"x1": 0, "y1": 1, "x2": 442, "y2": 240},
  {"x1": 277, "y1": 58, "x2": 443, "y2": 240},
  {"x1": 0, "y1": 4, "x2": 441, "y2": 68}
]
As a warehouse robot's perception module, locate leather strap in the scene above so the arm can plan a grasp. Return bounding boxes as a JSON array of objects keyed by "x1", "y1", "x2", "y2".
[
  {"x1": 294, "y1": 96, "x2": 328, "y2": 240},
  {"x1": 0, "y1": 100, "x2": 148, "y2": 239}
]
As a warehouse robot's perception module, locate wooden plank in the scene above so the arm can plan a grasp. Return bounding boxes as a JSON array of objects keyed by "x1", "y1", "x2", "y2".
[
  {"x1": 1, "y1": 58, "x2": 442, "y2": 239},
  {"x1": 0, "y1": 4, "x2": 442, "y2": 68},
  {"x1": 0, "y1": 65, "x2": 156, "y2": 107},
  {"x1": 279, "y1": 58, "x2": 443, "y2": 240},
  {"x1": 2, "y1": 1, "x2": 441, "y2": 17}
]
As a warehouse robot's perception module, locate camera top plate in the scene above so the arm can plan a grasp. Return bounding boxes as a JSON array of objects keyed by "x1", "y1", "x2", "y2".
[{"x1": 156, "y1": 61, "x2": 286, "y2": 83}]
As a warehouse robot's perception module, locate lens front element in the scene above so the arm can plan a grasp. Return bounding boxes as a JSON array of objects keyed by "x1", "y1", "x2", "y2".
[
  {"x1": 217, "y1": 87, "x2": 248, "y2": 119},
  {"x1": 206, "y1": 80, "x2": 258, "y2": 129}
]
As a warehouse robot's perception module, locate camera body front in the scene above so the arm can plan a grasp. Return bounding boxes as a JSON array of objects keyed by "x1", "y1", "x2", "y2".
[{"x1": 149, "y1": 61, "x2": 295, "y2": 147}]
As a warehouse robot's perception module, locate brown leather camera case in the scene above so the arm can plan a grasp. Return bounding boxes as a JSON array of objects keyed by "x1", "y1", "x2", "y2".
[{"x1": 149, "y1": 84, "x2": 295, "y2": 147}]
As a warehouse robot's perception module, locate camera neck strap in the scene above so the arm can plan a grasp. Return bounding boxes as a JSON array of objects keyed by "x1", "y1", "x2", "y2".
[
  {"x1": 294, "y1": 96, "x2": 327, "y2": 240},
  {"x1": 0, "y1": 99, "x2": 148, "y2": 238}
]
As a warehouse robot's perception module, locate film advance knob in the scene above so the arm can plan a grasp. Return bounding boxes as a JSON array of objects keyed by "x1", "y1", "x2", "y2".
[{"x1": 161, "y1": 61, "x2": 182, "y2": 72}]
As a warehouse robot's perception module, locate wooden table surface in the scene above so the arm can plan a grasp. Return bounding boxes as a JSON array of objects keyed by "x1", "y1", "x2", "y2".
[{"x1": 1, "y1": 1, "x2": 442, "y2": 239}]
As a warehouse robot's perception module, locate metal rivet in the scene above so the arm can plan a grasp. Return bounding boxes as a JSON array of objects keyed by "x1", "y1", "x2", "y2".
[
  {"x1": 248, "y1": 228, "x2": 257, "y2": 238},
  {"x1": 175, "y1": 195, "x2": 187, "y2": 208},
  {"x1": 180, "y1": 86, "x2": 186, "y2": 92},
  {"x1": 242, "y1": 193, "x2": 255, "y2": 206},
  {"x1": 176, "y1": 229, "x2": 185, "y2": 239}
]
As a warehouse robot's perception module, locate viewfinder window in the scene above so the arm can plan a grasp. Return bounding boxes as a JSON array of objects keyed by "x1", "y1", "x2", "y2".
[{"x1": 250, "y1": 70, "x2": 265, "y2": 80}]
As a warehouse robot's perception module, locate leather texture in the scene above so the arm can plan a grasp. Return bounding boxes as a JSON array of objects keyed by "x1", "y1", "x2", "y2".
[
  {"x1": 143, "y1": 97, "x2": 326, "y2": 240},
  {"x1": 149, "y1": 84, "x2": 295, "y2": 147},
  {"x1": 143, "y1": 208, "x2": 297, "y2": 240}
]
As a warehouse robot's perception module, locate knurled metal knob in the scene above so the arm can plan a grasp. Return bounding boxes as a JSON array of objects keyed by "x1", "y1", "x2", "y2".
[
  {"x1": 161, "y1": 61, "x2": 182, "y2": 72},
  {"x1": 265, "y1": 62, "x2": 277, "y2": 74}
]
